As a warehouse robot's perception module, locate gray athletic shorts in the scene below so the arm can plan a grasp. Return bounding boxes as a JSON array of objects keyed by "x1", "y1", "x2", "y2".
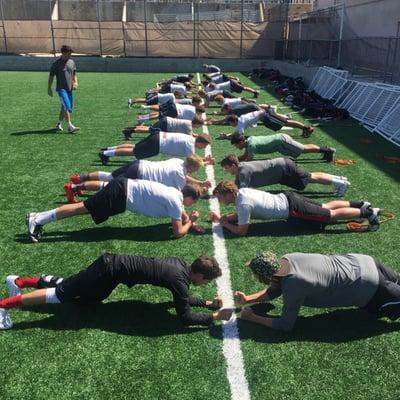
[{"x1": 278, "y1": 134, "x2": 304, "y2": 158}]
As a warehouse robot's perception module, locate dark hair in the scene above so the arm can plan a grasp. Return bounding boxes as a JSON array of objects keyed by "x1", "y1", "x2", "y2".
[
  {"x1": 226, "y1": 114, "x2": 238, "y2": 125},
  {"x1": 195, "y1": 134, "x2": 212, "y2": 145},
  {"x1": 213, "y1": 180, "x2": 239, "y2": 196},
  {"x1": 191, "y1": 256, "x2": 221, "y2": 280},
  {"x1": 192, "y1": 95, "x2": 202, "y2": 104},
  {"x1": 230, "y1": 133, "x2": 246, "y2": 145},
  {"x1": 221, "y1": 104, "x2": 232, "y2": 112},
  {"x1": 60, "y1": 45, "x2": 73, "y2": 53},
  {"x1": 181, "y1": 184, "x2": 201, "y2": 201},
  {"x1": 188, "y1": 74, "x2": 194, "y2": 79},
  {"x1": 220, "y1": 154, "x2": 239, "y2": 168},
  {"x1": 192, "y1": 115, "x2": 204, "y2": 126}
]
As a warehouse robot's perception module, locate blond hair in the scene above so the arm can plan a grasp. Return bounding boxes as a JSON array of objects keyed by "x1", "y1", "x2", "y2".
[{"x1": 185, "y1": 154, "x2": 204, "y2": 170}]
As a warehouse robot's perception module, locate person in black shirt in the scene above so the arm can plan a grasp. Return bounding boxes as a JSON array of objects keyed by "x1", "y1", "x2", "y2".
[
  {"x1": 48, "y1": 45, "x2": 80, "y2": 133},
  {"x1": 0, "y1": 253, "x2": 233, "y2": 330}
]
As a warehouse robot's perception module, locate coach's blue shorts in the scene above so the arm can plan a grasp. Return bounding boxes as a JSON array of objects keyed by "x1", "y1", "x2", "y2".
[{"x1": 57, "y1": 89, "x2": 74, "y2": 113}]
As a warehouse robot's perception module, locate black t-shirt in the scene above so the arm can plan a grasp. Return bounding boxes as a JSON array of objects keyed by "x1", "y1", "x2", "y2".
[
  {"x1": 49, "y1": 58, "x2": 76, "y2": 91},
  {"x1": 110, "y1": 254, "x2": 213, "y2": 326},
  {"x1": 232, "y1": 103, "x2": 260, "y2": 117}
]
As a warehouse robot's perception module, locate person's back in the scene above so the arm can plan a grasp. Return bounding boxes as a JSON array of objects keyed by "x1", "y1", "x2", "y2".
[
  {"x1": 166, "y1": 117, "x2": 192, "y2": 134},
  {"x1": 50, "y1": 57, "x2": 76, "y2": 91},
  {"x1": 232, "y1": 103, "x2": 259, "y2": 117},
  {"x1": 159, "y1": 131, "x2": 195, "y2": 156},
  {"x1": 247, "y1": 134, "x2": 284, "y2": 155},
  {"x1": 237, "y1": 158, "x2": 286, "y2": 188}
]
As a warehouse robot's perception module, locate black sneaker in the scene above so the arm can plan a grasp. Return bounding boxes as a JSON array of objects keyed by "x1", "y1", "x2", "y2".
[
  {"x1": 98, "y1": 152, "x2": 110, "y2": 166},
  {"x1": 323, "y1": 147, "x2": 336, "y2": 162},
  {"x1": 253, "y1": 90, "x2": 260, "y2": 99},
  {"x1": 122, "y1": 127, "x2": 134, "y2": 141},
  {"x1": 38, "y1": 274, "x2": 64, "y2": 288},
  {"x1": 368, "y1": 208, "x2": 380, "y2": 232},
  {"x1": 379, "y1": 301, "x2": 400, "y2": 320}
]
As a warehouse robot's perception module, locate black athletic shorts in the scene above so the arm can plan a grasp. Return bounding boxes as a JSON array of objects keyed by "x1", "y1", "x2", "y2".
[
  {"x1": 133, "y1": 132, "x2": 160, "y2": 159},
  {"x1": 281, "y1": 159, "x2": 311, "y2": 190},
  {"x1": 261, "y1": 113, "x2": 284, "y2": 131},
  {"x1": 146, "y1": 94, "x2": 159, "y2": 105},
  {"x1": 159, "y1": 100, "x2": 178, "y2": 118},
  {"x1": 230, "y1": 80, "x2": 244, "y2": 93},
  {"x1": 284, "y1": 191, "x2": 330, "y2": 229},
  {"x1": 56, "y1": 254, "x2": 119, "y2": 303},
  {"x1": 152, "y1": 117, "x2": 168, "y2": 131},
  {"x1": 111, "y1": 160, "x2": 141, "y2": 179},
  {"x1": 83, "y1": 177, "x2": 127, "y2": 224}
]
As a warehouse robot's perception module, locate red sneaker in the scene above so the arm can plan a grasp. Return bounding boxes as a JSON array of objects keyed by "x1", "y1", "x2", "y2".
[
  {"x1": 70, "y1": 174, "x2": 81, "y2": 184},
  {"x1": 64, "y1": 182, "x2": 77, "y2": 203}
]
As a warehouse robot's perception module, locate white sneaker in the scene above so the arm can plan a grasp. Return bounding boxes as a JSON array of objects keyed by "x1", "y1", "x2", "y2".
[
  {"x1": 26, "y1": 213, "x2": 43, "y2": 243},
  {"x1": 55, "y1": 123, "x2": 63, "y2": 132},
  {"x1": 6, "y1": 275, "x2": 21, "y2": 297},
  {"x1": 67, "y1": 126, "x2": 80, "y2": 134},
  {"x1": 0, "y1": 308, "x2": 13, "y2": 330}
]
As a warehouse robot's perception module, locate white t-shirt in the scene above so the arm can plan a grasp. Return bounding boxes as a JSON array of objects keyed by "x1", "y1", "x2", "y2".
[
  {"x1": 158, "y1": 93, "x2": 175, "y2": 105},
  {"x1": 216, "y1": 81, "x2": 231, "y2": 91},
  {"x1": 176, "y1": 104, "x2": 196, "y2": 121},
  {"x1": 166, "y1": 117, "x2": 192, "y2": 134},
  {"x1": 159, "y1": 131, "x2": 196, "y2": 157},
  {"x1": 222, "y1": 97, "x2": 242, "y2": 107},
  {"x1": 235, "y1": 110, "x2": 265, "y2": 134},
  {"x1": 139, "y1": 158, "x2": 187, "y2": 190},
  {"x1": 170, "y1": 83, "x2": 187, "y2": 95},
  {"x1": 236, "y1": 188, "x2": 289, "y2": 225},
  {"x1": 211, "y1": 74, "x2": 224, "y2": 84},
  {"x1": 126, "y1": 179, "x2": 183, "y2": 220}
]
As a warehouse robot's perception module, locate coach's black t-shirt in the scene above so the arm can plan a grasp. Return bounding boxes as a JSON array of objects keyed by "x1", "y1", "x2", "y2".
[
  {"x1": 108, "y1": 254, "x2": 213, "y2": 326},
  {"x1": 49, "y1": 58, "x2": 76, "y2": 91}
]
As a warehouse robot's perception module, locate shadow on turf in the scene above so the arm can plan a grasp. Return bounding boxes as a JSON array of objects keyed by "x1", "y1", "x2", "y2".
[
  {"x1": 15, "y1": 223, "x2": 178, "y2": 243},
  {"x1": 210, "y1": 304, "x2": 400, "y2": 343},
  {"x1": 10, "y1": 128, "x2": 63, "y2": 136},
  {"x1": 13, "y1": 300, "x2": 206, "y2": 335}
]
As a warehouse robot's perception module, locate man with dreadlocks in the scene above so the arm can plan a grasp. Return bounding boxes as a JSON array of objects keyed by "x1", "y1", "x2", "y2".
[{"x1": 234, "y1": 251, "x2": 400, "y2": 331}]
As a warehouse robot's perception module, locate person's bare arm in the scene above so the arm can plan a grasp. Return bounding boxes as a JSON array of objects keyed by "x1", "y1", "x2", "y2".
[
  {"x1": 240, "y1": 308, "x2": 275, "y2": 328},
  {"x1": 48, "y1": 75, "x2": 54, "y2": 96},
  {"x1": 186, "y1": 175, "x2": 211, "y2": 188},
  {"x1": 234, "y1": 289, "x2": 269, "y2": 305}
]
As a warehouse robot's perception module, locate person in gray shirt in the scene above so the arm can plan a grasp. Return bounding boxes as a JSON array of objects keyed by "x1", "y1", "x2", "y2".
[
  {"x1": 48, "y1": 45, "x2": 79, "y2": 133},
  {"x1": 234, "y1": 251, "x2": 400, "y2": 331},
  {"x1": 220, "y1": 154, "x2": 350, "y2": 197}
]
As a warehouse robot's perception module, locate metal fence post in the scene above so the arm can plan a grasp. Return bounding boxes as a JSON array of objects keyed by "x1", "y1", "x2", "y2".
[
  {"x1": 337, "y1": 4, "x2": 344, "y2": 67},
  {"x1": 192, "y1": 0, "x2": 196, "y2": 57},
  {"x1": 239, "y1": 0, "x2": 244, "y2": 59},
  {"x1": 144, "y1": 0, "x2": 148, "y2": 57},
  {"x1": 48, "y1": 0, "x2": 56, "y2": 56},
  {"x1": 0, "y1": 0, "x2": 7, "y2": 53},
  {"x1": 297, "y1": 16, "x2": 302, "y2": 63},
  {"x1": 96, "y1": 0, "x2": 103, "y2": 56}
]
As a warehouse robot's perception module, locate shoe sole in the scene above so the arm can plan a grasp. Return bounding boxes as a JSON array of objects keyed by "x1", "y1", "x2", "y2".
[
  {"x1": 26, "y1": 213, "x2": 39, "y2": 243},
  {"x1": 5, "y1": 276, "x2": 21, "y2": 297}
]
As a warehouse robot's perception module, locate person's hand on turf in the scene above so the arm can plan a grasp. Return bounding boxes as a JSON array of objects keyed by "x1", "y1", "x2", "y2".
[
  {"x1": 207, "y1": 296, "x2": 223, "y2": 309},
  {"x1": 201, "y1": 180, "x2": 212, "y2": 188},
  {"x1": 189, "y1": 210, "x2": 200, "y2": 222},
  {"x1": 209, "y1": 211, "x2": 221, "y2": 223},
  {"x1": 234, "y1": 291, "x2": 248, "y2": 306},
  {"x1": 204, "y1": 155, "x2": 215, "y2": 165},
  {"x1": 213, "y1": 308, "x2": 233, "y2": 321}
]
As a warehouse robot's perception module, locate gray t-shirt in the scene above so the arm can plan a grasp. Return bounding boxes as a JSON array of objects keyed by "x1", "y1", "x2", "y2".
[
  {"x1": 166, "y1": 117, "x2": 192, "y2": 135},
  {"x1": 235, "y1": 188, "x2": 289, "y2": 225},
  {"x1": 49, "y1": 58, "x2": 76, "y2": 91},
  {"x1": 268, "y1": 253, "x2": 379, "y2": 331},
  {"x1": 236, "y1": 158, "x2": 287, "y2": 188}
]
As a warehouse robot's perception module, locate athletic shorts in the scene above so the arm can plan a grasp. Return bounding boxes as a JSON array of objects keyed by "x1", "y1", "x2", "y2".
[
  {"x1": 262, "y1": 112, "x2": 288, "y2": 132},
  {"x1": 83, "y1": 177, "x2": 127, "y2": 224},
  {"x1": 55, "y1": 254, "x2": 119, "y2": 303},
  {"x1": 284, "y1": 191, "x2": 330, "y2": 230},
  {"x1": 159, "y1": 83, "x2": 171, "y2": 94},
  {"x1": 278, "y1": 134, "x2": 304, "y2": 158},
  {"x1": 145, "y1": 94, "x2": 159, "y2": 105},
  {"x1": 281, "y1": 159, "x2": 311, "y2": 190},
  {"x1": 230, "y1": 80, "x2": 244, "y2": 93},
  {"x1": 152, "y1": 117, "x2": 168, "y2": 131},
  {"x1": 111, "y1": 160, "x2": 140, "y2": 179},
  {"x1": 133, "y1": 132, "x2": 160, "y2": 159},
  {"x1": 159, "y1": 100, "x2": 178, "y2": 118},
  {"x1": 57, "y1": 89, "x2": 73, "y2": 113}
]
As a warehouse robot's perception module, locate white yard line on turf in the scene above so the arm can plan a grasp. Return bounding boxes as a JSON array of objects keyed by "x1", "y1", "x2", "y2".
[{"x1": 197, "y1": 73, "x2": 251, "y2": 400}]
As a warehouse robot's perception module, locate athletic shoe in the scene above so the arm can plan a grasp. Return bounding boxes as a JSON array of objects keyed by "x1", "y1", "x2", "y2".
[
  {"x1": 38, "y1": 274, "x2": 64, "y2": 288},
  {"x1": 332, "y1": 179, "x2": 350, "y2": 197},
  {"x1": 5, "y1": 275, "x2": 21, "y2": 297},
  {"x1": 64, "y1": 182, "x2": 77, "y2": 204},
  {"x1": 379, "y1": 301, "x2": 400, "y2": 320},
  {"x1": 0, "y1": 308, "x2": 12, "y2": 330},
  {"x1": 68, "y1": 126, "x2": 80, "y2": 134},
  {"x1": 253, "y1": 90, "x2": 260, "y2": 99},
  {"x1": 98, "y1": 152, "x2": 110, "y2": 166},
  {"x1": 302, "y1": 126, "x2": 314, "y2": 138},
  {"x1": 70, "y1": 174, "x2": 81, "y2": 184},
  {"x1": 128, "y1": 98, "x2": 133, "y2": 108},
  {"x1": 26, "y1": 213, "x2": 43, "y2": 243},
  {"x1": 55, "y1": 123, "x2": 63, "y2": 132},
  {"x1": 123, "y1": 128, "x2": 133, "y2": 141},
  {"x1": 322, "y1": 147, "x2": 336, "y2": 163},
  {"x1": 368, "y1": 208, "x2": 380, "y2": 231}
]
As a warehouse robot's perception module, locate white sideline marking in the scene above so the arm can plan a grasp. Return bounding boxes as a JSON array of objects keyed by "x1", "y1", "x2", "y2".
[{"x1": 197, "y1": 73, "x2": 251, "y2": 400}]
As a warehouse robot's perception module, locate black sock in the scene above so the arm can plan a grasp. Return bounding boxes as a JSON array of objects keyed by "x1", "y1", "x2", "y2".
[
  {"x1": 80, "y1": 174, "x2": 89, "y2": 182},
  {"x1": 360, "y1": 207, "x2": 373, "y2": 218},
  {"x1": 350, "y1": 201, "x2": 363, "y2": 209},
  {"x1": 319, "y1": 146, "x2": 328, "y2": 153}
]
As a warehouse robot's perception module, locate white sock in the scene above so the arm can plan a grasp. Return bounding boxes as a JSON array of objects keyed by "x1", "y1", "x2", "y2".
[
  {"x1": 139, "y1": 114, "x2": 150, "y2": 120},
  {"x1": 104, "y1": 149, "x2": 116, "y2": 157},
  {"x1": 98, "y1": 172, "x2": 113, "y2": 181},
  {"x1": 100, "y1": 182, "x2": 109, "y2": 189},
  {"x1": 45, "y1": 288, "x2": 61, "y2": 304},
  {"x1": 35, "y1": 209, "x2": 57, "y2": 225}
]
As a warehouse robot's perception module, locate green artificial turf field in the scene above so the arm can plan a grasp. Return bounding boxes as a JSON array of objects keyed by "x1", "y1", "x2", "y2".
[{"x1": 0, "y1": 70, "x2": 399, "y2": 400}]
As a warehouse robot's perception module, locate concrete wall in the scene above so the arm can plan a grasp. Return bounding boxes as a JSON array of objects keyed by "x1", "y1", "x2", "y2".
[{"x1": 0, "y1": 54, "x2": 318, "y2": 84}]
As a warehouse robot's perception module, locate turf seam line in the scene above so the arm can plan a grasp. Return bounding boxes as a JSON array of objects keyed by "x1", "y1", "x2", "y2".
[{"x1": 197, "y1": 73, "x2": 251, "y2": 400}]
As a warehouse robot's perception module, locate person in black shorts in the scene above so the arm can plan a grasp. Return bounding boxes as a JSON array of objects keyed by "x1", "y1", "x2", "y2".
[
  {"x1": 220, "y1": 155, "x2": 350, "y2": 196},
  {"x1": 0, "y1": 253, "x2": 233, "y2": 330}
]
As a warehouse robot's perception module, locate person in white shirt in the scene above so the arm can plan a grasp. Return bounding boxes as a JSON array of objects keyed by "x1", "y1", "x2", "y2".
[
  {"x1": 98, "y1": 132, "x2": 214, "y2": 166},
  {"x1": 64, "y1": 155, "x2": 212, "y2": 203},
  {"x1": 26, "y1": 180, "x2": 204, "y2": 243},
  {"x1": 207, "y1": 80, "x2": 259, "y2": 98},
  {"x1": 210, "y1": 180, "x2": 380, "y2": 236},
  {"x1": 128, "y1": 92, "x2": 176, "y2": 108}
]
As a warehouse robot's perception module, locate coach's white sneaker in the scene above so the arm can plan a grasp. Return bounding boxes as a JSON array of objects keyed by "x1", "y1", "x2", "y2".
[
  {"x1": 0, "y1": 308, "x2": 12, "y2": 330},
  {"x1": 6, "y1": 275, "x2": 21, "y2": 297}
]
